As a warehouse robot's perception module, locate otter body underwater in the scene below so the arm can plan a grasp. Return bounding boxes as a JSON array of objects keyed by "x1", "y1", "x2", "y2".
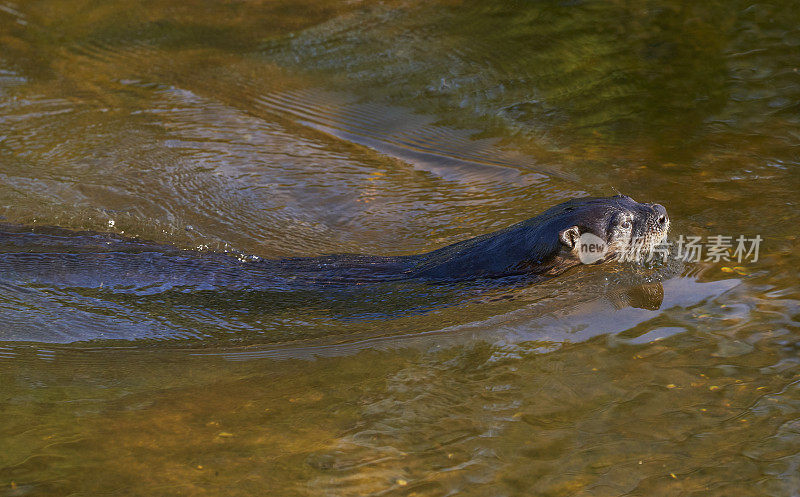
[{"x1": 0, "y1": 195, "x2": 668, "y2": 294}]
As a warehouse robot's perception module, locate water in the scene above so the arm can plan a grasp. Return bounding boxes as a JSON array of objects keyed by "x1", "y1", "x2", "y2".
[{"x1": 1, "y1": 0, "x2": 799, "y2": 495}]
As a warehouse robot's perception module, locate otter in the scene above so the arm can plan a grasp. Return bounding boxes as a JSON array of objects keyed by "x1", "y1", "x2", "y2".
[
  {"x1": 0, "y1": 195, "x2": 668, "y2": 292},
  {"x1": 409, "y1": 194, "x2": 669, "y2": 279}
]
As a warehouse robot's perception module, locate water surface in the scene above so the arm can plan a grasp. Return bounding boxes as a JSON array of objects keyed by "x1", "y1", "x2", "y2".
[{"x1": 1, "y1": 0, "x2": 799, "y2": 495}]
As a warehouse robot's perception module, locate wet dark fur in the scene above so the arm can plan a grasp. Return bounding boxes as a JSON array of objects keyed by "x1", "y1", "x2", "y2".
[{"x1": 0, "y1": 196, "x2": 667, "y2": 292}]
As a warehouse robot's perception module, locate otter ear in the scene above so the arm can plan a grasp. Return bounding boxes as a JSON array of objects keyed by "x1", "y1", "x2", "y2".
[{"x1": 559, "y1": 226, "x2": 581, "y2": 249}]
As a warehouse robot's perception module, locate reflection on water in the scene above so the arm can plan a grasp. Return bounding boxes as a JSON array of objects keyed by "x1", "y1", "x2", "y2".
[{"x1": 1, "y1": 0, "x2": 799, "y2": 495}]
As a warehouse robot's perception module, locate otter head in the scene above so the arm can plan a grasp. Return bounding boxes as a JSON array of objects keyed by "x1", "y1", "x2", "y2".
[{"x1": 556, "y1": 195, "x2": 669, "y2": 265}]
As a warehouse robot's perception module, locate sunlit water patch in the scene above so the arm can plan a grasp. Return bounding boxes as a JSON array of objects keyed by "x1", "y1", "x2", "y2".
[{"x1": 0, "y1": 0, "x2": 799, "y2": 495}]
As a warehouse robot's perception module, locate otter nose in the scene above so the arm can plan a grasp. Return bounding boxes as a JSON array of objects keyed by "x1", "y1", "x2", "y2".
[{"x1": 652, "y1": 203, "x2": 668, "y2": 226}]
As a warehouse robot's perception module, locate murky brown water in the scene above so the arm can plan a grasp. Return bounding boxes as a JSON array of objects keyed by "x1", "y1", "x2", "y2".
[{"x1": 1, "y1": 0, "x2": 799, "y2": 495}]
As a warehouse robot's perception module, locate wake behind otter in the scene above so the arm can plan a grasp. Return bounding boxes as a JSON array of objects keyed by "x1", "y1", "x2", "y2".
[{"x1": 0, "y1": 228, "x2": 420, "y2": 294}]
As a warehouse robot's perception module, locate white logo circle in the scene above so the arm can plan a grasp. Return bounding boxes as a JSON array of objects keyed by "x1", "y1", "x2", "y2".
[{"x1": 577, "y1": 232, "x2": 607, "y2": 264}]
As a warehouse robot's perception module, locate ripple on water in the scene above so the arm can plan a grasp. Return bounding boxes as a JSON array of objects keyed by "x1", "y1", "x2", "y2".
[{"x1": 0, "y1": 0, "x2": 799, "y2": 494}]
